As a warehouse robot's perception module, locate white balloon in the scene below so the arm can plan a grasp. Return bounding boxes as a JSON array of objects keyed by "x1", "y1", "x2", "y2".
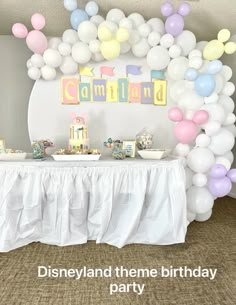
[
  {"x1": 223, "y1": 113, "x2": 236, "y2": 126},
  {"x1": 128, "y1": 30, "x2": 141, "y2": 44},
  {"x1": 221, "y1": 65, "x2": 232, "y2": 81},
  {"x1": 169, "y1": 80, "x2": 187, "y2": 101},
  {"x1": 224, "y1": 124, "x2": 236, "y2": 137},
  {"x1": 107, "y1": 9, "x2": 125, "y2": 24},
  {"x1": 92, "y1": 52, "x2": 104, "y2": 62},
  {"x1": 187, "y1": 147, "x2": 215, "y2": 173},
  {"x1": 72, "y1": 42, "x2": 92, "y2": 64},
  {"x1": 218, "y1": 95, "x2": 235, "y2": 114},
  {"x1": 119, "y1": 18, "x2": 133, "y2": 30},
  {"x1": 221, "y1": 82, "x2": 235, "y2": 96},
  {"x1": 167, "y1": 57, "x2": 189, "y2": 81},
  {"x1": 201, "y1": 104, "x2": 226, "y2": 124},
  {"x1": 215, "y1": 156, "x2": 231, "y2": 171},
  {"x1": 196, "y1": 134, "x2": 211, "y2": 148},
  {"x1": 138, "y1": 23, "x2": 151, "y2": 38},
  {"x1": 64, "y1": 0, "x2": 77, "y2": 11},
  {"x1": 223, "y1": 151, "x2": 234, "y2": 164},
  {"x1": 192, "y1": 173, "x2": 207, "y2": 187},
  {"x1": 132, "y1": 38, "x2": 150, "y2": 57},
  {"x1": 187, "y1": 187, "x2": 214, "y2": 214},
  {"x1": 146, "y1": 46, "x2": 170, "y2": 70},
  {"x1": 168, "y1": 44, "x2": 182, "y2": 58},
  {"x1": 41, "y1": 66, "x2": 57, "y2": 81},
  {"x1": 195, "y1": 210, "x2": 212, "y2": 222},
  {"x1": 31, "y1": 54, "x2": 44, "y2": 68},
  {"x1": 214, "y1": 74, "x2": 225, "y2": 94},
  {"x1": 89, "y1": 39, "x2": 101, "y2": 53},
  {"x1": 203, "y1": 121, "x2": 221, "y2": 136},
  {"x1": 58, "y1": 42, "x2": 71, "y2": 56},
  {"x1": 26, "y1": 59, "x2": 33, "y2": 69},
  {"x1": 43, "y1": 49, "x2": 62, "y2": 68},
  {"x1": 175, "y1": 143, "x2": 190, "y2": 157},
  {"x1": 160, "y1": 34, "x2": 174, "y2": 49},
  {"x1": 148, "y1": 32, "x2": 161, "y2": 47},
  {"x1": 60, "y1": 56, "x2": 78, "y2": 75},
  {"x1": 185, "y1": 168, "x2": 194, "y2": 190},
  {"x1": 128, "y1": 13, "x2": 145, "y2": 28},
  {"x1": 209, "y1": 128, "x2": 235, "y2": 155},
  {"x1": 204, "y1": 92, "x2": 219, "y2": 104},
  {"x1": 48, "y1": 37, "x2": 62, "y2": 49},
  {"x1": 189, "y1": 56, "x2": 203, "y2": 69},
  {"x1": 147, "y1": 18, "x2": 165, "y2": 35},
  {"x1": 120, "y1": 42, "x2": 131, "y2": 54},
  {"x1": 90, "y1": 15, "x2": 105, "y2": 27},
  {"x1": 189, "y1": 49, "x2": 202, "y2": 59},
  {"x1": 62, "y1": 29, "x2": 79, "y2": 45},
  {"x1": 28, "y1": 67, "x2": 41, "y2": 80},
  {"x1": 187, "y1": 210, "x2": 196, "y2": 223},
  {"x1": 177, "y1": 89, "x2": 204, "y2": 110},
  {"x1": 78, "y1": 21, "x2": 98, "y2": 43},
  {"x1": 176, "y1": 30, "x2": 196, "y2": 56}
]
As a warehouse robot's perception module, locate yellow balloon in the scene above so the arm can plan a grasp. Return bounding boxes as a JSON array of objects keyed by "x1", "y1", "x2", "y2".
[
  {"x1": 217, "y1": 29, "x2": 231, "y2": 43},
  {"x1": 203, "y1": 40, "x2": 225, "y2": 60},
  {"x1": 225, "y1": 42, "x2": 236, "y2": 54},
  {"x1": 100, "y1": 40, "x2": 121, "y2": 60},
  {"x1": 98, "y1": 26, "x2": 112, "y2": 42},
  {"x1": 116, "y1": 27, "x2": 130, "y2": 43}
]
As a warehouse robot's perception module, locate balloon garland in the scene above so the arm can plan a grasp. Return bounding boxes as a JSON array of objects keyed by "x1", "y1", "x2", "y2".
[{"x1": 12, "y1": 1, "x2": 236, "y2": 222}]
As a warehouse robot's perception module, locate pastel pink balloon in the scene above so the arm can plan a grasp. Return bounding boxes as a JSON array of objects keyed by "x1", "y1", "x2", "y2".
[
  {"x1": 26, "y1": 30, "x2": 48, "y2": 54},
  {"x1": 168, "y1": 107, "x2": 183, "y2": 122},
  {"x1": 31, "y1": 13, "x2": 46, "y2": 30},
  {"x1": 12, "y1": 23, "x2": 28, "y2": 38},
  {"x1": 174, "y1": 120, "x2": 198, "y2": 144},
  {"x1": 193, "y1": 110, "x2": 209, "y2": 125}
]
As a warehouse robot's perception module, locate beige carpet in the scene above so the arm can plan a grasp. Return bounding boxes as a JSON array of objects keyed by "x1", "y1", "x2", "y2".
[{"x1": 0, "y1": 197, "x2": 235, "y2": 305}]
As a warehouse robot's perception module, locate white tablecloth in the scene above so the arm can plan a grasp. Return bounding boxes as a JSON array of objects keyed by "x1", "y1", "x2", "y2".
[{"x1": 0, "y1": 158, "x2": 187, "y2": 252}]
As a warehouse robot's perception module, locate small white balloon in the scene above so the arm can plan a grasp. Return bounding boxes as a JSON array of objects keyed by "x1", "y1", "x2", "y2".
[
  {"x1": 160, "y1": 34, "x2": 174, "y2": 49},
  {"x1": 138, "y1": 23, "x2": 151, "y2": 38},
  {"x1": 58, "y1": 42, "x2": 71, "y2": 56},
  {"x1": 223, "y1": 151, "x2": 234, "y2": 164},
  {"x1": 223, "y1": 113, "x2": 236, "y2": 126},
  {"x1": 215, "y1": 156, "x2": 231, "y2": 171},
  {"x1": 167, "y1": 57, "x2": 189, "y2": 80},
  {"x1": 195, "y1": 210, "x2": 212, "y2": 222},
  {"x1": 26, "y1": 59, "x2": 33, "y2": 69},
  {"x1": 28, "y1": 67, "x2": 41, "y2": 80},
  {"x1": 48, "y1": 37, "x2": 62, "y2": 49},
  {"x1": 60, "y1": 56, "x2": 78, "y2": 75},
  {"x1": 218, "y1": 95, "x2": 235, "y2": 114},
  {"x1": 92, "y1": 52, "x2": 104, "y2": 62},
  {"x1": 221, "y1": 82, "x2": 235, "y2": 96},
  {"x1": 128, "y1": 13, "x2": 145, "y2": 28},
  {"x1": 41, "y1": 65, "x2": 57, "y2": 81},
  {"x1": 196, "y1": 134, "x2": 211, "y2": 148},
  {"x1": 148, "y1": 32, "x2": 161, "y2": 47},
  {"x1": 176, "y1": 30, "x2": 196, "y2": 56},
  {"x1": 175, "y1": 143, "x2": 190, "y2": 157},
  {"x1": 90, "y1": 15, "x2": 105, "y2": 27},
  {"x1": 72, "y1": 42, "x2": 92, "y2": 64},
  {"x1": 168, "y1": 44, "x2": 182, "y2": 58},
  {"x1": 189, "y1": 56, "x2": 203, "y2": 69},
  {"x1": 147, "y1": 46, "x2": 170, "y2": 70},
  {"x1": 89, "y1": 39, "x2": 101, "y2": 53},
  {"x1": 221, "y1": 65, "x2": 233, "y2": 81},
  {"x1": 120, "y1": 42, "x2": 131, "y2": 54},
  {"x1": 31, "y1": 54, "x2": 44, "y2": 68},
  {"x1": 78, "y1": 21, "x2": 98, "y2": 43},
  {"x1": 62, "y1": 29, "x2": 79, "y2": 45},
  {"x1": 107, "y1": 9, "x2": 125, "y2": 24},
  {"x1": 209, "y1": 128, "x2": 235, "y2": 155},
  {"x1": 187, "y1": 186, "x2": 214, "y2": 214},
  {"x1": 189, "y1": 49, "x2": 202, "y2": 59},
  {"x1": 132, "y1": 38, "x2": 150, "y2": 57},
  {"x1": 192, "y1": 173, "x2": 207, "y2": 187},
  {"x1": 43, "y1": 49, "x2": 62, "y2": 68},
  {"x1": 225, "y1": 124, "x2": 236, "y2": 137},
  {"x1": 147, "y1": 18, "x2": 165, "y2": 35},
  {"x1": 119, "y1": 18, "x2": 133, "y2": 30},
  {"x1": 128, "y1": 30, "x2": 141, "y2": 45},
  {"x1": 187, "y1": 147, "x2": 215, "y2": 173},
  {"x1": 204, "y1": 92, "x2": 219, "y2": 104},
  {"x1": 85, "y1": 1, "x2": 99, "y2": 17}
]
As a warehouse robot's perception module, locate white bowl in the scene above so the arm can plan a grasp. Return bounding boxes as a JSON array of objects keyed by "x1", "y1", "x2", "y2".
[{"x1": 138, "y1": 149, "x2": 171, "y2": 160}]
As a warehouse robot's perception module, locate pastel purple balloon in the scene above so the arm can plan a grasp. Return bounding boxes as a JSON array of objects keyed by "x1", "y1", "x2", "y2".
[
  {"x1": 161, "y1": 2, "x2": 174, "y2": 17},
  {"x1": 208, "y1": 177, "x2": 232, "y2": 198},
  {"x1": 178, "y1": 3, "x2": 190, "y2": 16},
  {"x1": 227, "y1": 169, "x2": 236, "y2": 183},
  {"x1": 210, "y1": 164, "x2": 227, "y2": 178},
  {"x1": 165, "y1": 14, "x2": 184, "y2": 37}
]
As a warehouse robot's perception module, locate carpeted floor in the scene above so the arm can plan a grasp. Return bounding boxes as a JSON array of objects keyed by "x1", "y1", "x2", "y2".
[{"x1": 0, "y1": 197, "x2": 235, "y2": 305}]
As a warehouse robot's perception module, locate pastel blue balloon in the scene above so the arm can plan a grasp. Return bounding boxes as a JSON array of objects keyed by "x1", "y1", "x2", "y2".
[
  {"x1": 70, "y1": 9, "x2": 89, "y2": 30},
  {"x1": 207, "y1": 60, "x2": 223, "y2": 75},
  {"x1": 85, "y1": 1, "x2": 99, "y2": 17},
  {"x1": 195, "y1": 74, "x2": 216, "y2": 97},
  {"x1": 64, "y1": 0, "x2": 77, "y2": 11},
  {"x1": 185, "y1": 68, "x2": 198, "y2": 81}
]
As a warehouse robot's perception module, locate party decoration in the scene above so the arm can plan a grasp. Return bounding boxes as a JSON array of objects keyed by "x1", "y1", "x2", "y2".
[{"x1": 136, "y1": 128, "x2": 153, "y2": 150}]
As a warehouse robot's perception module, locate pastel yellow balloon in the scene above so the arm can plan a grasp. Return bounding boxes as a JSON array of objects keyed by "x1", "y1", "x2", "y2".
[
  {"x1": 203, "y1": 40, "x2": 225, "y2": 60},
  {"x1": 98, "y1": 26, "x2": 112, "y2": 41},
  {"x1": 100, "y1": 40, "x2": 121, "y2": 60},
  {"x1": 116, "y1": 27, "x2": 130, "y2": 43},
  {"x1": 217, "y1": 29, "x2": 231, "y2": 43},
  {"x1": 225, "y1": 42, "x2": 236, "y2": 54}
]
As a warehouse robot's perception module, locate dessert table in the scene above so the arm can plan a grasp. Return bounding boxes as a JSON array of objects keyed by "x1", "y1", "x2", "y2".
[{"x1": 0, "y1": 157, "x2": 187, "y2": 252}]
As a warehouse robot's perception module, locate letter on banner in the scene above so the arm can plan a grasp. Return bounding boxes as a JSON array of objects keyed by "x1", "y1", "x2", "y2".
[
  {"x1": 107, "y1": 81, "x2": 118, "y2": 102},
  {"x1": 154, "y1": 80, "x2": 167, "y2": 105},
  {"x1": 129, "y1": 83, "x2": 141, "y2": 103},
  {"x1": 141, "y1": 82, "x2": 154, "y2": 104},
  {"x1": 79, "y1": 83, "x2": 91, "y2": 102},
  {"x1": 93, "y1": 79, "x2": 106, "y2": 102},
  {"x1": 61, "y1": 78, "x2": 79, "y2": 104},
  {"x1": 118, "y1": 78, "x2": 128, "y2": 103}
]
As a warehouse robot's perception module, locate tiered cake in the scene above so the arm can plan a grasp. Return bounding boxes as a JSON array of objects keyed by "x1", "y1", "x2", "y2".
[{"x1": 69, "y1": 116, "x2": 90, "y2": 150}]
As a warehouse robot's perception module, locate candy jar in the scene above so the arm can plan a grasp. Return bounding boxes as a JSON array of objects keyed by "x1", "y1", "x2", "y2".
[
  {"x1": 136, "y1": 128, "x2": 153, "y2": 150},
  {"x1": 112, "y1": 142, "x2": 126, "y2": 160},
  {"x1": 32, "y1": 141, "x2": 45, "y2": 159}
]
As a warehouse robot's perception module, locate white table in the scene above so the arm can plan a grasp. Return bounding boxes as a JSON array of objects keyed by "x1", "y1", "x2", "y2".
[{"x1": 0, "y1": 158, "x2": 187, "y2": 252}]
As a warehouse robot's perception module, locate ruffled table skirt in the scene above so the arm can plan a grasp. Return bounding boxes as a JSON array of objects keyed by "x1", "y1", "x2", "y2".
[{"x1": 0, "y1": 159, "x2": 187, "y2": 252}]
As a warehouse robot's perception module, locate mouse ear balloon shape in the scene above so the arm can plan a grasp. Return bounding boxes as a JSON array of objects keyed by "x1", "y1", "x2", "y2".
[
  {"x1": 12, "y1": 23, "x2": 28, "y2": 38},
  {"x1": 31, "y1": 13, "x2": 46, "y2": 30},
  {"x1": 64, "y1": 0, "x2": 78, "y2": 11}
]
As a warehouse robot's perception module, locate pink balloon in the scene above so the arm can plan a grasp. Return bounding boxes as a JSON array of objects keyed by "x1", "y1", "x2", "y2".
[
  {"x1": 193, "y1": 110, "x2": 209, "y2": 125},
  {"x1": 174, "y1": 120, "x2": 198, "y2": 144},
  {"x1": 168, "y1": 107, "x2": 183, "y2": 122},
  {"x1": 31, "y1": 13, "x2": 46, "y2": 30},
  {"x1": 26, "y1": 30, "x2": 48, "y2": 54},
  {"x1": 12, "y1": 23, "x2": 28, "y2": 38}
]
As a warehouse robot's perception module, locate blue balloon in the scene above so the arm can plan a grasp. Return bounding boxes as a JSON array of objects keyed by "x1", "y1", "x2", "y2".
[
  {"x1": 64, "y1": 0, "x2": 77, "y2": 11},
  {"x1": 185, "y1": 68, "x2": 198, "y2": 81},
  {"x1": 207, "y1": 60, "x2": 223, "y2": 75},
  {"x1": 85, "y1": 1, "x2": 99, "y2": 17},
  {"x1": 195, "y1": 74, "x2": 216, "y2": 97},
  {"x1": 70, "y1": 9, "x2": 89, "y2": 30}
]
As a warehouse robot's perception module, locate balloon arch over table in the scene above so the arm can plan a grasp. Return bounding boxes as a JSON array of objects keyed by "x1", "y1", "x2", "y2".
[{"x1": 12, "y1": 1, "x2": 236, "y2": 222}]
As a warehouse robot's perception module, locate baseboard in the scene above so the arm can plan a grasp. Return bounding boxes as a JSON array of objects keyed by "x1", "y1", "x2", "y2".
[{"x1": 229, "y1": 192, "x2": 236, "y2": 199}]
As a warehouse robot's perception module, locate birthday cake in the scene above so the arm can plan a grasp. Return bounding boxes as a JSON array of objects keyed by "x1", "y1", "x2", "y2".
[{"x1": 69, "y1": 116, "x2": 90, "y2": 150}]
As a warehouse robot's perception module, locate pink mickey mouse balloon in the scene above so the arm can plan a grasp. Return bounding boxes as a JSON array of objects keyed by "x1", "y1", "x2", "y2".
[
  {"x1": 12, "y1": 23, "x2": 28, "y2": 38},
  {"x1": 168, "y1": 107, "x2": 183, "y2": 122},
  {"x1": 192, "y1": 110, "x2": 209, "y2": 125},
  {"x1": 174, "y1": 120, "x2": 198, "y2": 144},
  {"x1": 31, "y1": 13, "x2": 46, "y2": 30},
  {"x1": 26, "y1": 30, "x2": 48, "y2": 54}
]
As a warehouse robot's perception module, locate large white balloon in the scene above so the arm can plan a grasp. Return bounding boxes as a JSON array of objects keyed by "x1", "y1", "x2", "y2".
[
  {"x1": 176, "y1": 31, "x2": 196, "y2": 56},
  {"x1": 43, "y1": 49, "x2": 62, "y2": 68},
  {"x1": 62, "y1": 29, "x2": 79, "y2": 45},
  {"x1": 187, "y1": 187, "x2": 214, "y2": 214},
  {"x1": 187, "y1": 147, "x2": 215, "y2": 173},
  {"x1": 201, "y1": 104, "x2": 226, "y2": 124},
  {"x1": 72, "y1": 42, "x2": 92, "y2": 64},
  {"x1": 60, "y1": 56, "x2": 78, "y2": 75},
  {"x1": 107, "y1": 9, "x2": 125, "y2": 24},
  {"x1": 195, "y1": 210, "x2": 212, "y2": 222},
  {"x1": 147, "y1": 18, "x2": 165, "y2": 35},
  {"x1": 41, "y1": 66, "x2": 57, "y2": 81},
  {"x1": 177, "y1": 89, "x2": 204, "y2": 110},
  {"x1": 167, "y1": 57, "x2": 189, "y2": 81},
  {"x1": 128, "y1": 13, "x2": 145, "y2": 28},
  {"x1": 146, "y1": 46, "x2": 170, "y2": 70},
  {"x1": 168, "y1": 45, "x2": 182, "y2": 58},
  {"x1": 208, "y1": 128, "x2": 235, "y2": 155},
  {"x1": 78, "y1": 21, "x2": 98, "y2": 43},
  {"x1": 132, "y1": 38, "x2": 150, "y2": 57}
]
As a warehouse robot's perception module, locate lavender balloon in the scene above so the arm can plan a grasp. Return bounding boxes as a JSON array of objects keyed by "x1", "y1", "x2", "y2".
[
  {"x1": 178, "y1": 3, "x2": 190, "y2": 16},
  {"x1": 165, "y1": 14, "x2": 184, "y2": 37},
  {"x1": 161, "y1": 2, "x2": 174, "y2": 17},
  {"x1": 227, "y1": 169, "x2": 236, "y2": 183},
  {"x1": 208, "y1": 177, "x2": 232, "y2": 198},
  {"x1": 210, "y1": 164, "x2": 227, "y2": 178}
]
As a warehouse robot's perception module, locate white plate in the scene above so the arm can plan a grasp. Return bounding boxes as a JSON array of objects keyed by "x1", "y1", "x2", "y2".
[
  {"x1": 52, "y1": 154, "x2": 101, "y2": 161},
  {"x1": 0, "y1": 153, "x2": 27, "y2": 161},
  {"x1": 138, "y1": 149, "x2": 171, "y2": 160}
]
